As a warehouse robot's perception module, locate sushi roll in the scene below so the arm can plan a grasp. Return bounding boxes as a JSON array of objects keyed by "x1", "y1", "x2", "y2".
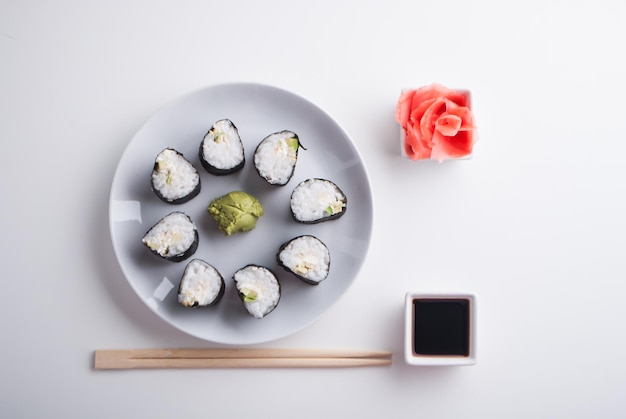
[
  {"x1": 177, "y1": 259, "x2": 225, "y2": 307},
  {"x1": 290, "y1": 178, "x2": 347, "y2": 224},
  {"x1": 233, "y1": 265, "x2": 280, "y2": 319},
  {"x1": 253, "y1": 130, "x2": 305, "y2": 185},
  {"x1": 199, "y1": 119, "x2": 245, "y2": 175},
  {"x1": 277, "y1": 235, "x2": 330, "y2": 285},
  {"x1": 141, "y1": 211, "x2": 198, "y2": 262},
  {"x1": 151, "y1": 148, "x2": 201, "y2": 204}
]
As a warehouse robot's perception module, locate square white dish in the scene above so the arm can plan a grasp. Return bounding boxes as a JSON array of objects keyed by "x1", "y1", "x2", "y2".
[{"x1": 404, "y1": 291, "x2": 477, "y2": 366}]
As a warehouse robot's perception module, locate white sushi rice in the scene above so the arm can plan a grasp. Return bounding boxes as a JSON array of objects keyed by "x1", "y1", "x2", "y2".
[
  {"x1": 142, "y1": 212, "x2": 196, "y2": 257},
  {"x1": 152, "y1": 149, "x2": 199, "y2": 201},
  {"x1": 202, "y1": 119, "x2": 244, "y2": 169},
  {"x1": 178, "y1": 259, "x2": 223, "y2": 307},
  {"x1": 290, "y1": 179, "x2": 346, "y2": 222},
  {"x1": 254, "y1": 131, "x2": 298, "y2": 184},
  {"x1": 234, "y1": 266, "x2": 280, "y2": 319},
  {"x1": 279, "y1": 236, "x2": 330, "y2": 283}
]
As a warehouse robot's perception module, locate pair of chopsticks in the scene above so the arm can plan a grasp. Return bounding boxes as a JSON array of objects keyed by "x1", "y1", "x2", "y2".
[{"x1": 94, "y1": 348, "x2": 392, "y2": 369}]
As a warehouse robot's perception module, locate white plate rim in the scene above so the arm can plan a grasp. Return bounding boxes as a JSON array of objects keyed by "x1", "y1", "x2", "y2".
[{"x1": 108, "y1": 82, "x2": 373, "y2": 345}]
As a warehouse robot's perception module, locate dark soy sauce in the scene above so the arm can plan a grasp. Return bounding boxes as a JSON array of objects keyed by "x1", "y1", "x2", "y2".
[{"x1": 413, "y1": 298, "x2": 470, "y2": 356}]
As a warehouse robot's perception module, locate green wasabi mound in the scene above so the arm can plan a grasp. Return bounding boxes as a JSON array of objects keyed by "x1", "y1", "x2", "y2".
[{"x1": 208, "y1": 191, "x2": 264, "y2": 236}]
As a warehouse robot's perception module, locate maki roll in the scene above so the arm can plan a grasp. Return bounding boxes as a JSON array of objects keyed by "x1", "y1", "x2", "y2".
[
  {"x1": 277, "y1": 235, "x2": 330, "y2": 285},
  {"x1": 233, "y1": 265, "x2": 280, "y2": 319},
  {"x1": 141, "y1": 211, "x2": 198, "y2": 262},
  {"x1": 177, "y1": 259, "x2": 225, "y2": 307},
  {"x1": 253, "y1": 130, "x2": 305, "y2": 185},
  {"x1": 199, "y1": 119, "x2": 245, "y2": 175},
  {"x1": 290, "y1": 178, "x2": 347, "y2": 223},
  {"x1": 151, "y1": 148, "x2": 201, "y2": 204}
]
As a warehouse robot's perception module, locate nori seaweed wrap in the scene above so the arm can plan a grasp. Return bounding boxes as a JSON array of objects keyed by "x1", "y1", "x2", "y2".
[
  {"x1": 150, "y1": 148, "x2": 201, "y2": 204},
  {"x1": 141, "y1": 211, "x2": 198, "y2": 262},
  {"x1": 290, "y1": 178, "x2": 347, "y2": 224},
  {"x1": 254, "y1": 130, "x2": 304, "y2": 186},
  {"x1": 277, "y1": 235, "x2": 330, "y2": 285},
  {"x1": 199, "y1": 119, "x2": 245, "y2": 175}
]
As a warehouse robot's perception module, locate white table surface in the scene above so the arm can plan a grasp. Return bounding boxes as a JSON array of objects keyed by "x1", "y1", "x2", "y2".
[{"x1": 2, "y1": 1, "x2": 625, "y2": 417}]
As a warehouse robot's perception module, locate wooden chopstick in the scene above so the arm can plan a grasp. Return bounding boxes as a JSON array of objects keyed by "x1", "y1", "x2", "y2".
[{"x1": 94, "y1": 348, "x2": 392, "y2": 369}]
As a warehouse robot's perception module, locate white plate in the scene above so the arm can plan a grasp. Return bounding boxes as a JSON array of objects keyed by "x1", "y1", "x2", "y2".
[{"x1": 109, "y1": 83, "x2": 373, "y2": 345}]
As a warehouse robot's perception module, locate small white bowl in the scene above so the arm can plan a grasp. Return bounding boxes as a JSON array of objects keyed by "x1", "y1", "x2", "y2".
[
  {"x1": 400, "y1": 128, "x2": 473, "y2": 161},
  {"x1": 398, "y1": 87, "x2": 474, "y2": 161},
  {"x1": 404, "y1": 291, "x2": 477, "y2": 366}
]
